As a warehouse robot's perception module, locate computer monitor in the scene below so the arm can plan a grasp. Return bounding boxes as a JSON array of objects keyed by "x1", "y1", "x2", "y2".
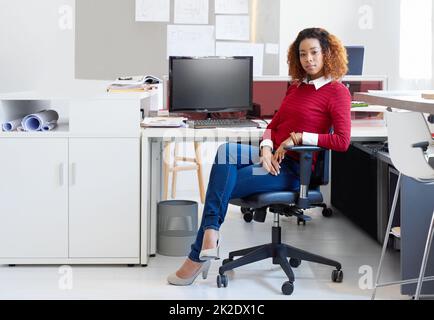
[
  {"x1": 345, "y1": 46, "x2": 364, "y2": 75},
  {"x1": 169, "y1": 56, "x2": 253, "y2": 113}
]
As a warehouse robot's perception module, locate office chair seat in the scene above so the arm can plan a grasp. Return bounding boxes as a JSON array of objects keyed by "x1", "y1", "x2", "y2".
[
  {"x1": 218, "y1": 146, "x2": 343, "y2": 295},
  {"x1": 230, "y1": 190, "x2": 323, "y2": 208}
]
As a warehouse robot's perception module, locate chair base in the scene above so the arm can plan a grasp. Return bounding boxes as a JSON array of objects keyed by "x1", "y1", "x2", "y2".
[{"x1": 218, "y1": 226, "x2": 343, "y2": 295}]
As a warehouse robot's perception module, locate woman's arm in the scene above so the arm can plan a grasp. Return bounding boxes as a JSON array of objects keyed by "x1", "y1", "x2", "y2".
[
  {"x1": 260, "y1": 84, "x2": 295, "y2": 150},
  {"x1": 317, "y1": 85, "x2": 351, "y2": 152},
  {"x1": 260, "y1": 110, "x2": 281, "y2": 150},
  {"x1": 293, "y1": 84, "x2": 351, "y2": 152},
  {"x1": 260, "y1": 110, "x2": 283, "y2": 175},
  {"x1": 268, "y1": 85, "x2": 350, "y2": 167}
]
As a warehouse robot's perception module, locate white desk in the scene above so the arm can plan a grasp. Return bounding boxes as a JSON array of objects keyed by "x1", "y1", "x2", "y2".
[
  {"x1": 355, "y1": 91, "x2": 434, "y2": 114},
  {"x1": 140, "y1": 121, "x2": 389, "y2": 265},
  {"x1": 140, "y1": 126, "x2": 265, "y2": 265}
]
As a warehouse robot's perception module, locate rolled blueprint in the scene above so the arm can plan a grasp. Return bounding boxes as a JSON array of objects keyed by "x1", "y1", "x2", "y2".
[
  {"x1": 21, "y1": 110, "x2": 59, "y2": 132},
  {"x1": 2, "y1": 118, "x2": 23, "y2": 132},
  {"x1": 42, "y1": 121, "x2": 58, "y2": 131}
]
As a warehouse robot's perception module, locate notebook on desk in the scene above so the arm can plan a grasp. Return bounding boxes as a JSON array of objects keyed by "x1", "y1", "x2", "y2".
[{"x1": 141, "y1": 117, "x2": 186, "y2": 128}]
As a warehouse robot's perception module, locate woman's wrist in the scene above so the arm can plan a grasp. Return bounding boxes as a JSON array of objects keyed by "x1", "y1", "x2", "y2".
[
  {"x1": 260, "y1": 139, "x2": 274, "y2": 150},
  {"x1": 261, "y1": 145, "x2": 273, "y2": 155}
]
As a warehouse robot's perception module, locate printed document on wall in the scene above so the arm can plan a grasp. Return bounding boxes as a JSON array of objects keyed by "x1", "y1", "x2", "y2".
[
  {"x1": 216, "y1": 15, "x2": 249, "y2": 41},
  {"x1": 136, "y1": 0, "x2": 170, "y2": 22},
  {"x1": 216, "y1": 42, "x2": 264, "y2": 76},
  {"x1": 174, "y1": 0, "x2": 209, "y2": 24},
  {"x1": 215, "y1": 0, "x2": 248, "y2": 14},
  {"x1": 167, "y1": 25, "x2": 215, "y2": 58}
]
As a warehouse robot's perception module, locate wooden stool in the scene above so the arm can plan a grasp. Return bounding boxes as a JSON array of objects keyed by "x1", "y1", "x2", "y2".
[{"x1": 163, "y1": 141, "x2": 205, "y2": 203}]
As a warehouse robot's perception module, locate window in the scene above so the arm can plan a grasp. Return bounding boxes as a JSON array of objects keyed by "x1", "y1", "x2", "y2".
[{"x1": 399, "y1": 0, "x2": 432, "y2": 79}]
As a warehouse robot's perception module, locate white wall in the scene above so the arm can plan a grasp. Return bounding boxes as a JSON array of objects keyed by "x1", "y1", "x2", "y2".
[
  {"x1": 1, "y1": 0, "x2": 431, "y2": 92},
  {"x1": 279, "y1": 0, "x2": 433, "y2": 90},
  {"x1": 0, "y1": 1, "x2": 431, "y2": 199},
  {"x1": 0, "y1": 0, "x2": 75, "y2": 93}
]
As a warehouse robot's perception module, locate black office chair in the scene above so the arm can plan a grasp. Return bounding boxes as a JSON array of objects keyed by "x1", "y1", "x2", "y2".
[
  {"x1": 217, "y1": 146, "x2": 343, "y2": 295},
  {"x1": 240, "y1": 194, "x2": 333, "y2": 225},
  {"x1": 240, "y1": 143, "x2": 333, "y2": 225}
]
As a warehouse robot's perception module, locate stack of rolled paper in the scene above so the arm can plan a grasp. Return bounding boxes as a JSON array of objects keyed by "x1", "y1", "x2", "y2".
[{"x1": 2, "y1": 110, "x2": 59, "y2": 132}]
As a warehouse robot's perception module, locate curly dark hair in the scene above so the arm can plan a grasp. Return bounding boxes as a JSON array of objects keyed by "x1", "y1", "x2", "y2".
[{"x1": 287, "y1": 28, "x2": 348, "y2": 81}]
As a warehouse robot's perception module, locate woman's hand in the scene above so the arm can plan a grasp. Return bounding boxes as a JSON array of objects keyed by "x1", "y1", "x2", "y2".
[
  {"x1": 273, "y1": 137, "x2": 294, "y2": 164},
  {"x1": 260, "y1": 146, "x2": 280, "y2": 176},
  {"x1": 272, "y1": 132, "x2": 302, "y2": 163},
  {"x1": 290, "y1": 132, "x2": 303, "y2": 145}
]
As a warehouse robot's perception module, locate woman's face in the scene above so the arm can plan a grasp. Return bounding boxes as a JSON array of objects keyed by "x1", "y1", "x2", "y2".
[{"x1": 299, "y1": 38, "x2": 324, "y2": 80}]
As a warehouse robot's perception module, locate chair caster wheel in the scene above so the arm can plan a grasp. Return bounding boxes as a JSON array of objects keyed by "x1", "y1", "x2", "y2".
[
  {"x1": 217, "y1": 274, "x2": 228, "y2": 288},
  {"x1": 289, "y1": 258, "x2": 301, "y2": 268},
  {"x1": 322, "y1": 208, "x2": 333, "y2": 217},
  {"x1": 241, "y1": 207, "x2": 250, "y2": 214},
  {"x1": 297, "y1": 218, "x2": 306, "y2": 225},
  {"x1": 331, "y1": 269, "x2": 343, "y2": 282},
  {"x1": 222, "y1": 258, "x2": 233, "y2": 265},
  {"x1": 243, "y1": 212, "x2": 253, "y2": 223},
  {"x1": 281, "y1": 281, "x2": 294, "y2": 295}
]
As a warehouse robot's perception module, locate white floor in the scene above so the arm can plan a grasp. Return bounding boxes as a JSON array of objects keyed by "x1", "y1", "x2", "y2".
[{"x1": 0, "y1": 193, "x2": 408, "y2": 300}]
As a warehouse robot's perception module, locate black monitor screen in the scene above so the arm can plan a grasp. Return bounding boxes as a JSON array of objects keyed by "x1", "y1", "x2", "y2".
[
  {"x1": 345, "y1": 46, "x2": 364, "y2": 75},
  {"x1": 169, "y1": 56, "x2": 253, "y2": 113}
]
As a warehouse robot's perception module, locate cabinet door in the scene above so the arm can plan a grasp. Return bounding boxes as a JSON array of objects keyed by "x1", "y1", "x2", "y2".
[
  {"x1": 0, "y1": 138, "x2": 68, "y2": 258},
  {"x1": 68, "y1": 138, "x2": 140, "y2": 258}
]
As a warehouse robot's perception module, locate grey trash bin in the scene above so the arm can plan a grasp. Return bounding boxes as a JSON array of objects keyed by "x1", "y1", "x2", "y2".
[{"x1": 157, "y1": 200, "x2": 198, "y2": 256}]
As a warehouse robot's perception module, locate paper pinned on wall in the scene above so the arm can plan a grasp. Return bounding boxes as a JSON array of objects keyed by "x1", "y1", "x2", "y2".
[
  {"x1": 216, "y1": 42, "x2": 264, "y2": 76},
  {"x1": 174, "y1": 0, "x2": 209, "y2": 24},
  {"x1": 215, "y1": 15, "x2": 250, "y2": 41},
  {"x1": 265, "y1": 43, "x2": 279, "y2": 55},
  {"x1": 215, "y1": 0, "x2": 248, "y2": 14},
  {"x1": 136, "y1": 0, "x2": 170, "y2": 22},
  {"x1": 167, "y1": 25, "x2": 215, "y2": 58}
]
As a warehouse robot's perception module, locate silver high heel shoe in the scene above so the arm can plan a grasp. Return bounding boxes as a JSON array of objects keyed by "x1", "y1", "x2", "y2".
[
  {"x1": 167, "y1": 260, "x2": 211, "y2": 286},
  {"x1": 199, "y1": 235, "x2": 220, "y2": 260}
]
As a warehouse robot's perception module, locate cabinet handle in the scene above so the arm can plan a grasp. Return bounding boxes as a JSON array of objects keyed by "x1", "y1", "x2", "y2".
[
  {"x1": 70, "y1": 163, "x2": 76, "y2": 186},
  {"x1": 59, "y1": 163, "x2": 64, "y2": 186}
]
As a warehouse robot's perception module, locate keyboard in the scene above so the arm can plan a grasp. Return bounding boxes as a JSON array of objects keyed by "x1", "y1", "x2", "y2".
[{"x1": 187, "y1": 119, "x2": 260, "y2": 129}]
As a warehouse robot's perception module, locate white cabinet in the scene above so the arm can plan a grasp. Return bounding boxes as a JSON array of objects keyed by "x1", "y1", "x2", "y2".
[
  {"x1": 0, "y1": 89, "x2": 150, "y2": 264},
  {"x1": 68, "y1": 138, "x2": 140, "y2": 258},
  {"x1": 0, "y1": 138, "x2": 140, "y2": 262},
  {"x1": 0, "y1": 138, "x2": 69, "y2": 258}
]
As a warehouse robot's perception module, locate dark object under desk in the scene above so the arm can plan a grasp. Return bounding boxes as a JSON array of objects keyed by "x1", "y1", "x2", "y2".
[
  {"x1": 331, "y1": 143, "x2": 387, "y2": 242},
  {"x1": 400, "y1": 176, "x2": 434, "y2": 296}
]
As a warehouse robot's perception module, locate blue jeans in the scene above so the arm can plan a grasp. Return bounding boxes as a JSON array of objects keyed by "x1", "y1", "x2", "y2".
[{"x1": 188, "y1": 142, "x2": 300, "y2": 262}]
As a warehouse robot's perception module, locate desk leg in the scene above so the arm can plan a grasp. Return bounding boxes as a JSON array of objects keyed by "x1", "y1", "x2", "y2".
[
  {"x1": 150, "y1": 139, "x2": 163, "y2": 255},
  {"x1": 376, "y1": 160, "x2": 390, "y2": 243},
  {"x1": 140, "y1": 137, "x2": 151, "y2": 265}
]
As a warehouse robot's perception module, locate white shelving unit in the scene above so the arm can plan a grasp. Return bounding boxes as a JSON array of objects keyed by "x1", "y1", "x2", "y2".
[{"x1": 0, "y1": 84, "x2": 153, "y2": 265}]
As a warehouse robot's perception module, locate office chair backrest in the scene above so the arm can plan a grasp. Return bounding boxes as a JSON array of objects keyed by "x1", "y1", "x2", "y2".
[
  {"x1": 386, "y1": 111, "x2": 434, "y2": 180},
  {"x1": 310, "y1": 149, "x2": 330, "y2": 187}
]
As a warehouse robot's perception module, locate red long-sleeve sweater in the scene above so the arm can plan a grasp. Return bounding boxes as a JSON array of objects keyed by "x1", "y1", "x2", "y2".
[{"x1": 262, "y1": 81, "x2": 351, "y2": 161}]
